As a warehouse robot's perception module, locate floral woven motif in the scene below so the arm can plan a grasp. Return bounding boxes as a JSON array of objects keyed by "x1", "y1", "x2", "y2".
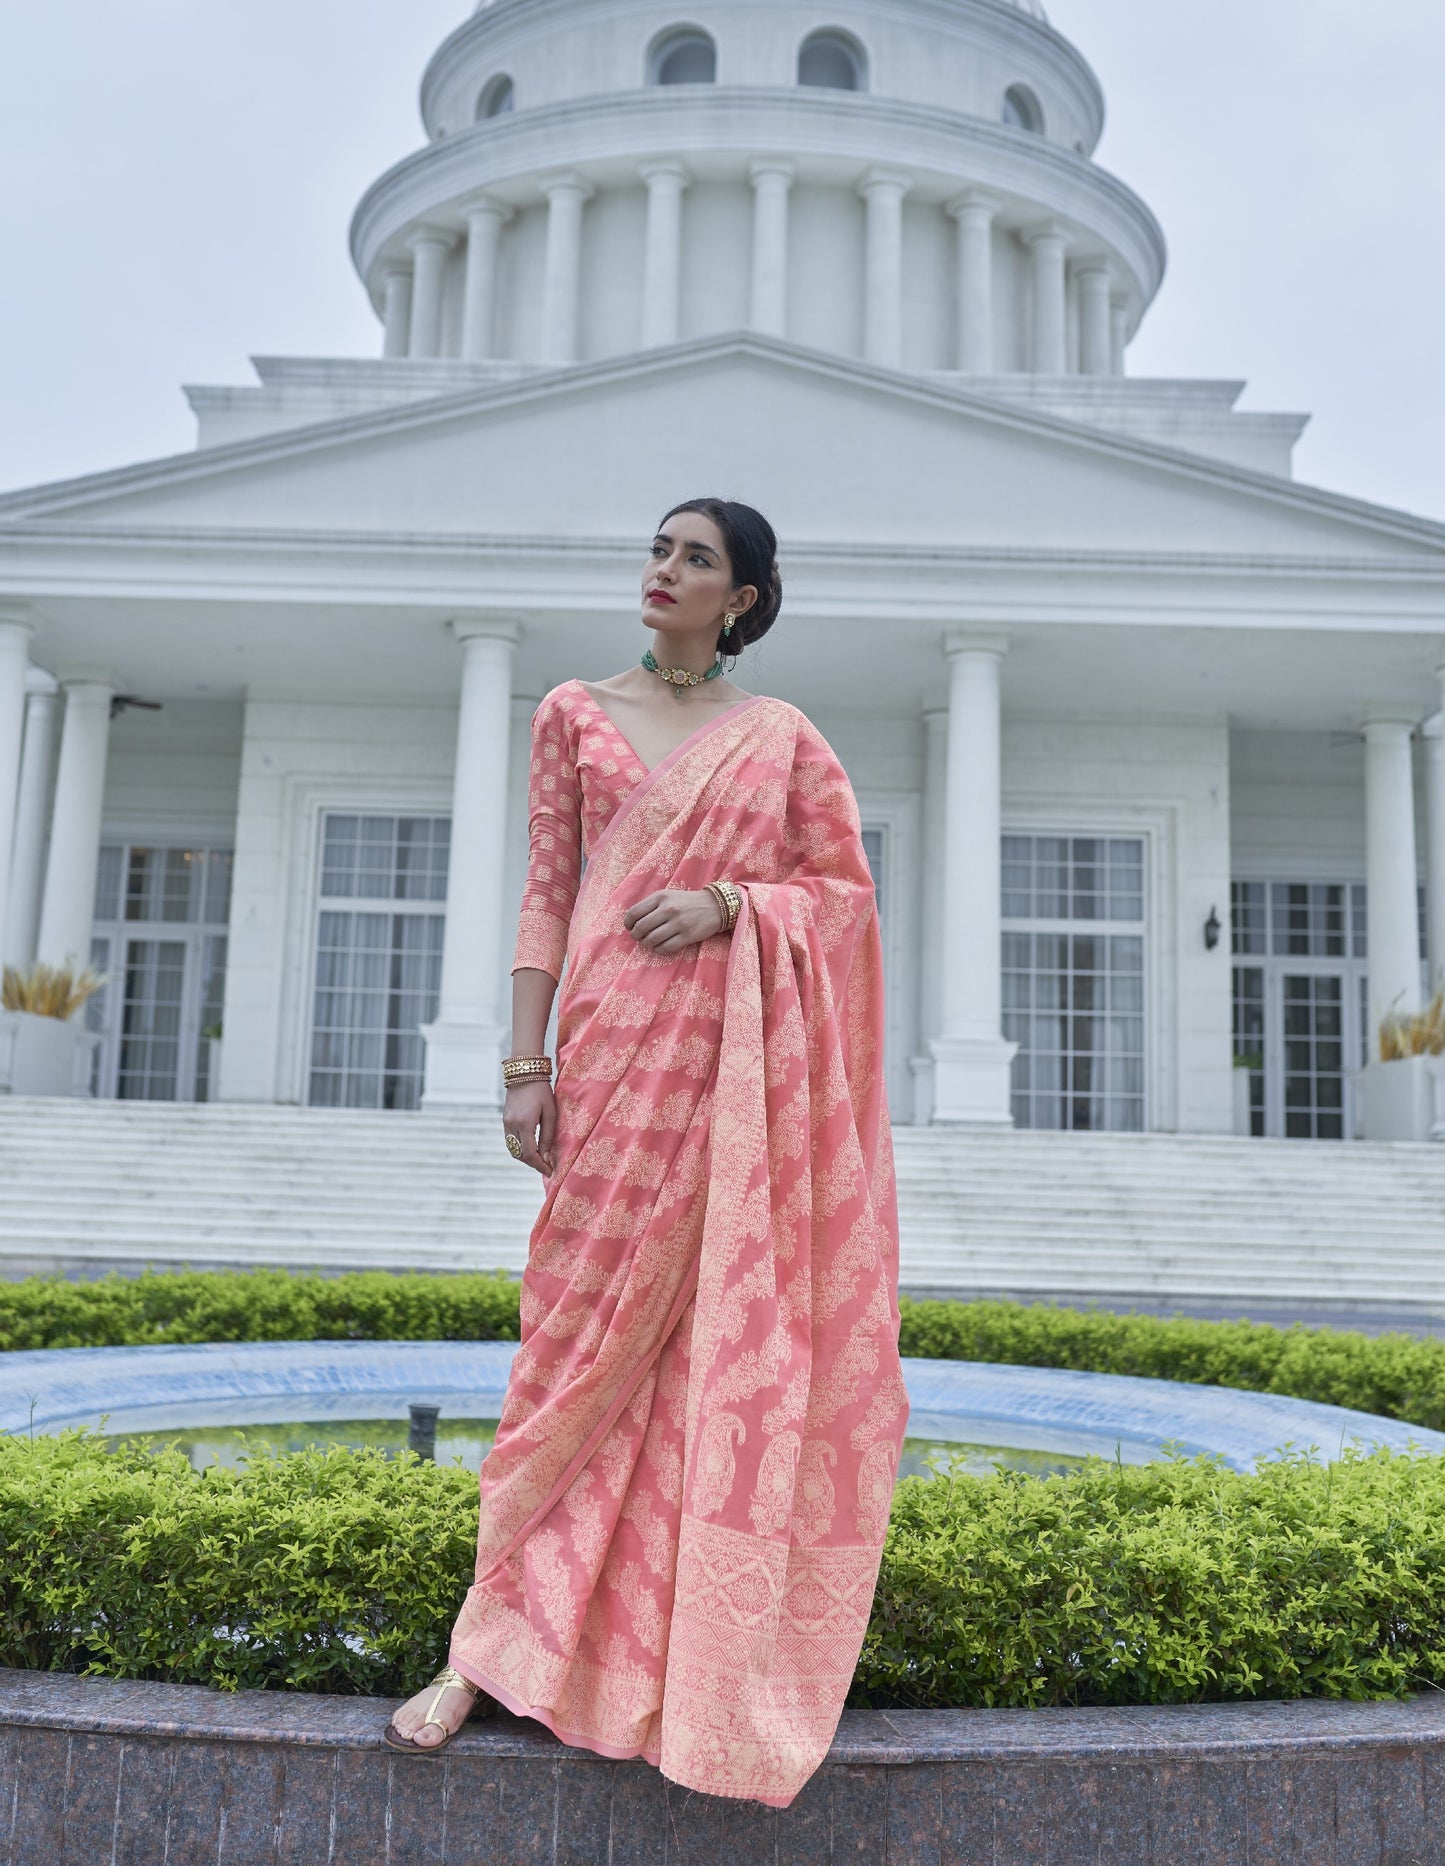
[{"x1": 450, "y1": 681, "x2": 906, "y2": 1806}]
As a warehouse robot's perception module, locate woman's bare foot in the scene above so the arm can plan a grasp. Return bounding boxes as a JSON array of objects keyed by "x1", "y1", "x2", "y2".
[{"x1": 387, "y1": 1680, "x2": 478, "y2": 1749}]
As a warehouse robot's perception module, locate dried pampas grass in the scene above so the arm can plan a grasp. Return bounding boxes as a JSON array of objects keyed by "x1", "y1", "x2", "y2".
[
  {"x1": 1379, "y1": 986, "x2": 1445, "y2": 1061},
  {"x1": 1, "y1": 961, "x2": 107, "y2": 1020}
]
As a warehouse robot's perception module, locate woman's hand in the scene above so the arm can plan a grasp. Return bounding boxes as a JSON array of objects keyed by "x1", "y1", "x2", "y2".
[
  {"x1": 623, "y1": 888, "x2": 727, "y2": 954},
  {"x1": 504, "y1": 1078, "x2": 557, "y2": 1178}
]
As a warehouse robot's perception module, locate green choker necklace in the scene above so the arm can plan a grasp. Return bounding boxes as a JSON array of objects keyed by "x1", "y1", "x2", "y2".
[{"x1": 642, "y1": 648, "x2": 724, "y2": 699}]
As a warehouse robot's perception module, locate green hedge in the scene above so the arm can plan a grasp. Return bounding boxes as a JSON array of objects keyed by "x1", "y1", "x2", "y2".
[
  {"x1": 857, "y1": 1447, "x2": 1445, "y2": 1708},
  {"x1": 6, "y1": 1431, "x2": 1444, "y2": 1707},
  {"x1": 0, "y1": 1433, "x2": 473, "y2": 1698},
  {"x1": 0, "y1": 1269, "x2": 522, "y2": 1352},
  {"x1": 5, "y1": 1270, "x2": 1445, "y2": 1430}
]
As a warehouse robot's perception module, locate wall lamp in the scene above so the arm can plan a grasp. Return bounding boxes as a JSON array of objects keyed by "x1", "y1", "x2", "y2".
[{"x1": 1204, "y1": 906, "x2": 1221, "y2": 951}]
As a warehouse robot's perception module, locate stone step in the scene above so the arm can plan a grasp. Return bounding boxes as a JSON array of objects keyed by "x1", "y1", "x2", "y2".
[
  {"x1": 0, "y1": 1101, "x2": 1428, "y2": 1154},
  {"x1": 2, "y1": 1210, "x2": 1435, "y2": 1267},
  {"x1": 4, "y1": 1097, "x2": 1445, "y2": 1306},
  {"x1": 1, "y1": 1205, "x2": 1437, "y2": 1259},
  {"x1": 0, "y1": 1167, "x2": 1435, "y2": 1218}
]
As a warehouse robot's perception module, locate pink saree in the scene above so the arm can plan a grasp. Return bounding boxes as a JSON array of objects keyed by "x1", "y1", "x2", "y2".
[{"x1": 448, "y1": 684, "x2": 907, "y2": 1807}]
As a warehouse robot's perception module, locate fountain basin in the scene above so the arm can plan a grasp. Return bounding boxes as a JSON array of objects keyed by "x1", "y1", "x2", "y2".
[{"x1": 3, "y1": 1338, "x2": 1441, "y2": 1471}]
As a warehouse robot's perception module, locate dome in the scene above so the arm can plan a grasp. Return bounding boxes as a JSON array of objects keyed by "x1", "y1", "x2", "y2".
[{"x1": 358, "y1": 0, "x2": 1162, "y2": 379}]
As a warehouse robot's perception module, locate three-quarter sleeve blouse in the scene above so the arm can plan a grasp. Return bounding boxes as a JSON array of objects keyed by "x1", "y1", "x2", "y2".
[{"x1": 511, "y1": 682, "x2": 649, "y2": 982}]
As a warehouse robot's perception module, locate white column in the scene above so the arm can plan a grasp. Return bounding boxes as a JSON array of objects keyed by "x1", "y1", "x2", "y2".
[
  {"x1": 421, "y1": 619, "x2": 521, "y2": 1109},
  {"x1": 1025, "y1": 223, "x2": 1068, "y2": 375},
  {"x1": 947, "y1": 192, "x2": 995, "y2": 374},
  {"x1": 640, "y1": 160, "x2": 689, "y2": 348},
  {"x1": 461, "y1": 202, "x2": 510, "y2": 363},
  {"x1": 749, "y1": 159, "x2": 794, "y2": 338},
  {"x1": 858, "y1": 167, "x2": 911, "y2": 370},
  {"x1": 0, "y1": 611, "x2": 34, "y2": 973},
  {"x1": 1364, "y1": 713, "x2": 1423, "y2": 1050},
  {"x1": 1076, "y1": 263, "x2": 1113, "y2": 377},
  {"x1": 1425, "y1": 668, "x2": 1445, "y2": 996},
  {"x1": 909, "y1": 706, "x2": 948, "y2": 1123},
  {"x1": 929, "y1": 635, "x2": 1017, "y2": 1125},
  {"x1": 380, "y1": 265, "x2": 413, "y2": 360},
  {"x1": 1109, "y1": 294, "x2": 1129, "y2": 378},
  {"x1": 408, "y1": 230, "x2": 453, "y2": 360},
  {"x1": 4, "y1": 669, "x2": 59, "y2": 970},
  {"x1": 539, "y1": 172, "x2": 593, "y2": 367},
  {"x1": 35, "y1": 677, "x2": 113, "y2": 971},
  {"x1": 1360, "y1": 710, "x2": 1428, "y2": 1139}
]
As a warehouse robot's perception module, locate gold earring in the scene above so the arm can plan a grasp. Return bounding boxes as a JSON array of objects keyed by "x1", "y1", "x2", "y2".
[{"x1": 724, "y1": 613, "x2": 735, "y2": 633}]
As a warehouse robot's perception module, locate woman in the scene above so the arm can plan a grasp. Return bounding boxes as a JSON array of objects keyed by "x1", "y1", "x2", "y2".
[{"x1": 385, "y1": 498, "x2": 907, "y2": 1807}]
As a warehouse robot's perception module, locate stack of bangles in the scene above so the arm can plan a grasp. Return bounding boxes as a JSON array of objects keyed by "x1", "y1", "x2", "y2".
[
  {"x1": 500, "y1": 880, "x2": 742, "y2": 1158},
  {"x1": 706, "y1": 877, "x2": 743, "y2": 934}
]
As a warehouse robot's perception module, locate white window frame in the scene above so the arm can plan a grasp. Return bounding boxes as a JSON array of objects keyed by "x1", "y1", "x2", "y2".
[
  {"x1": 304, "y1": 809, "x2": 451, "y2": 1112},
  {"x1": 1001, "y1": 803, "x2": 1177, "y2": 1134},
  {"x1": 797, "y1": 28, "x2": 869, "y2": 93},
  {"x1": 278, "y1": 780, "x2": 454, "y2": 1106},
  {"x1": 1264, "y1": 956, "x2": 1364, "y2": 1141},
  {"x1": 646, "y1": 25, "x2": 718, "y2": 86},
  {"x1": 88, "y1": 836, "x2": 234, "y2": 1104},
  {"x1": 1230, "y1": 865, "x2": 1380, "y2": 1141}
]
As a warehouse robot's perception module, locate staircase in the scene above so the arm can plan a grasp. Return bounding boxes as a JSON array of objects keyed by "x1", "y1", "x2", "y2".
[
  {"x1": 891, "y1": 1125, "x2": 1445, "y2": 1313},
  {"x1": 2, "y1": 1098, "x2": 1443, "y2": 1315},
  {"x1": 0, "y1": 1099, "x2": 544, "y2": 1279}
]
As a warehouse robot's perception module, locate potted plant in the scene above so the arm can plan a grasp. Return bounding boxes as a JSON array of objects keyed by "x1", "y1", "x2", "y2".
[
  {"x1": 1363, "y1": 986, "x2": 1445, "y2": 1143},
  {"x1": 0, "y1": 962, "x2": 106, "y2": 1097},
  {"x1": 1231, "y1": 1050, "x2": 1261, "y2": 1137}
]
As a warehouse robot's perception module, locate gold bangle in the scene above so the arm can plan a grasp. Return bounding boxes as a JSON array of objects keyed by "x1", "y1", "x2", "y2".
[
  {"x1": 706, "y1": 882, "x2": 727, "y2": 933},
  {"x1": 707, "y1": 880, "x2": 741, "y2": 933},
  {"x1": 502, "y1": 1055, "x2": 552, "y2": 1083}
]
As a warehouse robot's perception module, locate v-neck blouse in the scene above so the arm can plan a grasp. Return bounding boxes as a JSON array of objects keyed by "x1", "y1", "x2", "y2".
[{"x1": 511, "y1": 680, "x2": 661, "y2": 982}]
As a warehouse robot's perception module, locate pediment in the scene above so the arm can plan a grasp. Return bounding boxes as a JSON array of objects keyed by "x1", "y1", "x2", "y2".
[{"x1": 2, "y1": 336, "x2": 1441, "y2": 564}]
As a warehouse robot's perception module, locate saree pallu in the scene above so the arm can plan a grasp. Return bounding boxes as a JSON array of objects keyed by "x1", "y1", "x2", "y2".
[{"x1": 449, "y1": 695, "x2": 907, "y2": 1807}]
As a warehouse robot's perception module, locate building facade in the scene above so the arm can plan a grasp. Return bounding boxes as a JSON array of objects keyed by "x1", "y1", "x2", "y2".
[{"x1": 1, "y1": 0, "x2": 1443, "y2": 1143}]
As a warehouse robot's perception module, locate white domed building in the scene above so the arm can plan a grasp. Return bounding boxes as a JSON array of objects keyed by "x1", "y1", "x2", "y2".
[{"x1": 2, "y1": 0, "x2": 1444, "y2": 1290}]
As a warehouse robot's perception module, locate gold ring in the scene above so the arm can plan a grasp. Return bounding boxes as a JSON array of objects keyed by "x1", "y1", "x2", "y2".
[{"x1": 505, "y1": 1133, "x2": 524, "y2": 1159}]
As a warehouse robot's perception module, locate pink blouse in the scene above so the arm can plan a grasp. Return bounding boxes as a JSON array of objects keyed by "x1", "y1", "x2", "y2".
[{"x1": 511, "y1": 680, "x2": 650, "y2": 982}]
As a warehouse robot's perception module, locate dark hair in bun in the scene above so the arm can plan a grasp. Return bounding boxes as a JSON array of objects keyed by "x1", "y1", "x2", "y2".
[{"x1": 658, "y1": 497, "x2": 782, "y2": 662}]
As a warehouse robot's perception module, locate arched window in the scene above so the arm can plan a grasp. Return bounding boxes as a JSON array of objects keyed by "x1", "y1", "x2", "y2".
[
  {"x1": 649, "y1": 28, "x2": 717, "y2": 85},
  {"x1": 797, "y1": 30, "x2": 865, "y2": 92},
  {"x1": 1002, "y1": 84, "x2": 1044, "y2": 134},
  {"x1": 476, "y1": 74, "x2": 514, "y2": 119}
]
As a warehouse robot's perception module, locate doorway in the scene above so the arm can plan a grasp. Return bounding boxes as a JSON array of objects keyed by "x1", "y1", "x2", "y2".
[
  {"x1": 1231, "y1": 880, "x2": 1371, "y2": 1140},
  {"x1": 1235, "y1": 959, "x2": 1366, "y2": 1140},
  {"x1": 88, "y1": 845, "x2": 232, "y2": 1101}
]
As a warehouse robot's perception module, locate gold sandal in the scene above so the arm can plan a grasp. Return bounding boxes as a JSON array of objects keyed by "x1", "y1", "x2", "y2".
[{"x1": 383, "y1": 1665, "x2": 487, "y2": 1756}]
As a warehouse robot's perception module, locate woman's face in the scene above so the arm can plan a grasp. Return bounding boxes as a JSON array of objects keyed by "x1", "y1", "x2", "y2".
[{"x1": 641, "y1": 511, "x2": 757, "y2": 640}]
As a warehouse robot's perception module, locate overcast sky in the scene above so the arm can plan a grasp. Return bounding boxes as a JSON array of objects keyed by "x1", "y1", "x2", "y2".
[{"x1": 1, "y1": 1, "x2": 1441, "y2": 518}]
